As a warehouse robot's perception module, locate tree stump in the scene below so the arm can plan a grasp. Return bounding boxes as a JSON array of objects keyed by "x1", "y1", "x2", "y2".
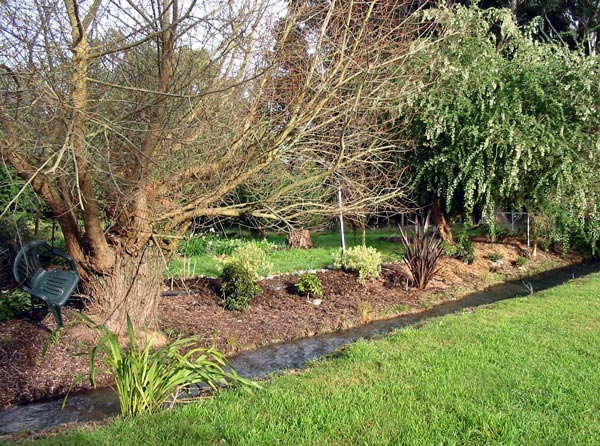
[{"x1": 286, "y1": 229, "x2": 314, "y2": 249}]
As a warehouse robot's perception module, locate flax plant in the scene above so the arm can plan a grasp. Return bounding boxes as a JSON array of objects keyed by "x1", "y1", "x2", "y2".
[
  {"x1": 400, "y1": 215, "x2": 444, "y2": 289},
  {"x1": 73, "y1": 315, "x2": 259, "y2": 417}
]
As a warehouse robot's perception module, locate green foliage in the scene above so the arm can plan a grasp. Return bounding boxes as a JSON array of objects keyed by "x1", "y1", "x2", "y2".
[
  {"x1": 41, "y1": 328, "x2": 63, "y2": 356},
  {"x1": 220, "y1": 262, "x2": 263, "y2": 311},
  {"x1": 168, "y1": 230, "x2": 405, "y2": 279},
  {"x1": 0, "y1": 289, "x2": 30, "y2": 322},
  {"x1": 486, "y1": 251, "x2": 504, "y2": 262},
  {"x1": 442, "y1": 241, "x2": 457, "y2": 257},
  {"x1": 442, "y1": 225, "x2": 476, "y2": 264},
  {"x1": 178, "y1": 229, "x2": 282, "y2": 259},
  {"x1": 178, "y1": 231, "x2": 247, "y2": 257},
  {"x1": 332, "y1": 245, "x2": 382, "y2": 283},
  {"x1": 481, "y1": 223, "x2": 509, "y2": 243},
  {"x1": 40, "y1": 273, "x2": 600, "y2": 446},
  {"x1": 404, "y1": 5, "x2": 600, "y2": 251},
  {"x1": 454, "y1": 230, "x2": 476, "y2": 264},
  {"x1": 294, "y1": 273, "x2": 324, "y2": 299},
  {"x1": 514, "y1": 256, "x2": 528, "y2": 267},
  {"x1": 223, "y1": 241, "x2": 273, "y2": 279},
  {"x1": 72, "y1": 314, "x2": 259, "y2": 417},
  {"x1": 399, "y1": 217, "x2": 444, "y2": 289}
]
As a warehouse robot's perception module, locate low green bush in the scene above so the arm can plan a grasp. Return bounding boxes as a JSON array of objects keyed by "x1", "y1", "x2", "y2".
[
  {"x1": 333, "y1": 246, "x2": 382, "y2": 283},
  {"x1": 225, "y1": 242, "x2": 272, "y2": 278},
  {"x1": 178, "y1": 231, "x2": 243, "y2": 257},
  {"x1": 453, "y1": 229, "x2": 476, "y2": 264},
  {"x1": 221, "y1": 262, "x2": 263, "y2": 311},
  {"x1": 481, "y1": 222, "x2": 509, "y2": 242},
  {"x1": 295, "y1": 273, "x2": 324, "y2": 299},
  {"x1": 514, "y1": 255, "x2": 527, "y2": 267},
  {"x1": 0, "y1": 289, "x2": 30, "y2": 321},
  {"x1": 179, "y1": 233, "x2": 281, "y2": 258},
  {"x1": 486, "y1": 251, "x2": 504, "y2": 262}
]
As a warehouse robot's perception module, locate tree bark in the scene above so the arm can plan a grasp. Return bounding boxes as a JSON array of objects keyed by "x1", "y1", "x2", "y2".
[
  {"x1": 431, "y1": 194, "x2": 454, "y2": 243},
  {"x1": 287, "y1": 229, "x2": 314, "y2": 249},
  {"x1": 83, "y1": 243, "x2": 165, "y2": 336}
]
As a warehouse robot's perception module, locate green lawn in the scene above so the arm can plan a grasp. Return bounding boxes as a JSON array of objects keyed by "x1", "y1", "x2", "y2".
[
  {"x1": 15, "y1": 272, "x2": 600, "y2": 445},
  {"x1": 168, "y1": 229, "x2": 405, "y2": 278}
]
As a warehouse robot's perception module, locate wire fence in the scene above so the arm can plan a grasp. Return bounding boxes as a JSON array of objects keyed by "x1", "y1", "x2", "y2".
[{"x1": 482, "y1": 212, "x2": 530, "y2": 246}]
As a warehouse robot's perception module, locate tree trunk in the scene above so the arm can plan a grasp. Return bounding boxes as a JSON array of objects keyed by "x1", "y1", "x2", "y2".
[
  {"x1": 84, "y1": 243, "x2": 165, "y2": 336},
  {"x1": 287, "y1": 229, "x2": 314, "y2": 249},
  {"x1": 431, "y1": 194, "x2": 454, "y2": 243}
]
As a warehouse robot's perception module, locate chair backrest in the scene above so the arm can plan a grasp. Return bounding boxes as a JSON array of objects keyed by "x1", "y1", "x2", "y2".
[{"x1": 13, "y1": 240, "x2": 49, "y2": 288}]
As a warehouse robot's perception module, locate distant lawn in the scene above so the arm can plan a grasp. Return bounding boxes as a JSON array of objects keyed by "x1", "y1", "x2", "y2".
[
  {"x1": 20, "y1": 272, "x2": 600, "y2": 446},
  {"x1": 167, "y1": 229, "x2": 405, "y2": 278}
]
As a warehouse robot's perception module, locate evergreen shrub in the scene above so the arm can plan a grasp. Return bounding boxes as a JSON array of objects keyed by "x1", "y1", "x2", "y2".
[
  {"x1": 221, "y1": 262, "x2": 262, "y2": 311},
  {"x1": 333, "y1": 246, "x2": 382, "y2": 283}
]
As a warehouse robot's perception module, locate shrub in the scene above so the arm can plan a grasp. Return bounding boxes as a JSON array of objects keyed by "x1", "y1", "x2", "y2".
[
  {"x1": 399, "y1": 215, "x2": 444, "y2": 290},
  {"x1": 453, "y1": 229, "x2": 476, "y2": 264},
  {"x1": 482, "y1": 222, "x2": 509, "y2": 242},
  {"x1": 295, "y1": 273, "x2": 324, "y2": 299},
  {"x1": 442, "y1": 241, "x2": 457, "y2": 257},
  {"x1": 226, "y1": 241, "x2": 272, "y2": 278},
  {"x1": 178, "y1": 230, "x2": 243, "y2": 257},
  {"x1": 221, "y1": 262, "x2": 263, "y2": 311},
  {"x1": 333, "y1": 245, "x2": 382, "y2": 283},
  {"x1": 72, "y1": 315, "x2": 259, "y2": 417},
  {"x1": 179, "y1": 233, "x2": 280, "y2": 258},
  {"x1": 513, "y1": 255, "x2": 527, "y2": 267},
  {"x1": 0, "y1": 289, "x2": 30, "y2": 322},
  {"x1": 486, "y1": 251, "x2": 504, "y2": 262}
]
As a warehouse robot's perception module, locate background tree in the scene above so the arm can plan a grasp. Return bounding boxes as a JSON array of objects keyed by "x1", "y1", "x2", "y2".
[
  {"x1": 1, "y1": 0, "x2": 421, "y2": 334},
  {"x1": 477, "y1": 0, "x2": 599, "y2": 55},
  {"x1": 400, "y1": 5, "x2": 600, "y2": 246}
]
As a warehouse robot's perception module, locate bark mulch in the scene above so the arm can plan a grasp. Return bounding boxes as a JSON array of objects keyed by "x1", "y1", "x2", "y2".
[{"x1": 0, "y1": 241, "x2": 574, "y2": 409}]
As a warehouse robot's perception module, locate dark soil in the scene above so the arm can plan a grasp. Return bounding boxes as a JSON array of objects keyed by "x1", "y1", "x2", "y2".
[{"x1": 0, "y1": 240, "x2": 577, "y2": 409}]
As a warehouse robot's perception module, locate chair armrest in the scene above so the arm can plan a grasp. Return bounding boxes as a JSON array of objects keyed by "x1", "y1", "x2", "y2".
[{"x1": 49, "y1": 247, "x2": 79, "y2": 274}]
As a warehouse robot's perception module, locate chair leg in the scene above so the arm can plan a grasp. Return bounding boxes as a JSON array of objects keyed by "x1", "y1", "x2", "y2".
[{"x1": 49, "y1": 305, "x2": 64, "y2": 328}]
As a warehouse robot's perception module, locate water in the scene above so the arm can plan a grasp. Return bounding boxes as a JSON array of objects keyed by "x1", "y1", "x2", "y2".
[{"x1": 1, "y1": 261, "x2": 598, "y2": 435}]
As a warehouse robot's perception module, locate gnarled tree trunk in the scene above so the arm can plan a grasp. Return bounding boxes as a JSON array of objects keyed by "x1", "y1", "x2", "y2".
[
  {"x1": 431, "y1": 194, "x2": 454, "y2": 243},
  {"x1": 287, "y1": 229, "x2": 313, "y2": 249},
  {"x1": 82, "y1": 243, "x2": 165, "y2": 336}
]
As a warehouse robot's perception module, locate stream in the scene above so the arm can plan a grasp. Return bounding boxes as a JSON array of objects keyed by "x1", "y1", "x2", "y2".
[{"x1": 1, "y1": 261, "x2": 598, "y2": 436}]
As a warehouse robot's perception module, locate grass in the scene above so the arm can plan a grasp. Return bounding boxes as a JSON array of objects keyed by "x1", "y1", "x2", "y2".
[
  {"x1": 168, "y1": 229, "x2": 405, "y2": 278},
  {"x1": 14, "y1": 272, "x2": 600, "y2": 446}
]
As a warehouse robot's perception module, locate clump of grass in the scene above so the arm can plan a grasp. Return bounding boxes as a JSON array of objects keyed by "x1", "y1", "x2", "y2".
[{"x1": 70, "y1": 315, "x2": 259, "y2": 417}]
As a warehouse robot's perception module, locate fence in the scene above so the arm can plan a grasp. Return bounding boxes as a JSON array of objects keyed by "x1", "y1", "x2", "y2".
[{"x1": 482, "y1": 212, "x2": 530, "y2": 246}]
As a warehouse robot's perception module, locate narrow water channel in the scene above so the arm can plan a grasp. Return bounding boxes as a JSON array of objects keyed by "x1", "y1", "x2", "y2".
[{"x1": 1, "y1": 261, "x2": 598, "y2": 436}]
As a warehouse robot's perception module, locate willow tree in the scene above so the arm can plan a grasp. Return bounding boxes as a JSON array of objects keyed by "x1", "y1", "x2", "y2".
[
  {"x1": 1, "y1": 0, "x2": 421, "y2": 333},
  {"x1": 402, "y1": 5, "x2": 600, "y2": 245}
]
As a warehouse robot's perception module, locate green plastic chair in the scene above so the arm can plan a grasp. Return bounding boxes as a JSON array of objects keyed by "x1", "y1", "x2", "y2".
[{"x1": 13, "y1": 240, "x2": 80, "y2": 328}]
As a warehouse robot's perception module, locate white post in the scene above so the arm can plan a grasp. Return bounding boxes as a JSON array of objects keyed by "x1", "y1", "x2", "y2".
[{"x1": 338, "y1": 188, "x2": 346, "y2": 252}]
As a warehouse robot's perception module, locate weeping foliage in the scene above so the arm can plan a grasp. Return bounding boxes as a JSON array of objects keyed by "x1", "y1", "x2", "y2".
[
  {"x1": 73, "y1": 315, "x2": 259, "y2": 417},
  {"x1": 405, "y1": 5, "x2": 600, "y2": 249}
]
